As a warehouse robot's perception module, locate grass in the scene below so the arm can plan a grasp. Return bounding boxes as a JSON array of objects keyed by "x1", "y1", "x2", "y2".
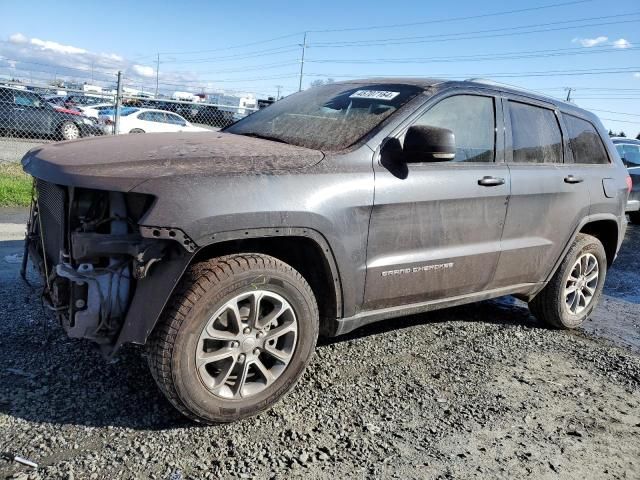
[{"x1": 0, "y1": 162, "x2": 33, "y2": 207}]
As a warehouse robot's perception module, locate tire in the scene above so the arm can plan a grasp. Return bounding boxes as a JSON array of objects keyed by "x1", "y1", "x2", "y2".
[
  {"x1": 629, "y1": 211, "x2": 640, "y2": 225},
  {"x1": 528, "y1": 233, "x2": 607, "y2": 329},
  {"x1": 147, "y1": 254, "x2": 319, "y2": 423},
  {"x1": 129, "y1": 128, "x2": 145, "y2": 134},
  {"x1": 60, "y1": 121, "x2": 80, "y2": 141}
]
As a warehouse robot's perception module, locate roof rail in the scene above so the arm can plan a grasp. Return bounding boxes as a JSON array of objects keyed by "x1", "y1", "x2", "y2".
[{"x1": 465, "y1": 78, "x2": 546, "y2": 97}]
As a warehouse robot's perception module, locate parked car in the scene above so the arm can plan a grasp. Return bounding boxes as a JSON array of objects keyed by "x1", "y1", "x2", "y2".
[
  {"x1": 64, "y1": 94, "x2": 108, "y2": 108},
  {"x1": 611, "y1": 137, "x2": 640, "y2": 224},
  {"x1": 98, "y1": 108, "x2": 209, "y2": 134},
  {"x1": 75, "y1": 103, "x2": 116, "y2": 121},
  {"x1": 0, "y1": 86, "x2": 103, "y2": 140},
  {"x1": 192, "y1": 105, "x2": 236, "y2": 128},
  {"x1": 21, "y1": 78, "x2": 631, "y2": 423}
]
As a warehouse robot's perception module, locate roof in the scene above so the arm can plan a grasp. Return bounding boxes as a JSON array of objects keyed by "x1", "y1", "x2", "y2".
[
  {"x1": 332, "y1": 77, "x2": 595, "y2": 119},
  {"x1": 611, "y1": 137, "x2": 640, "y2": 144}
]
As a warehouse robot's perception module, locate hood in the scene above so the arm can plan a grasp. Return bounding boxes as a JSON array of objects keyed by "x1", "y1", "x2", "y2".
[{"x1": 22, "y1": 132, "x2": 324, "y2": 191}]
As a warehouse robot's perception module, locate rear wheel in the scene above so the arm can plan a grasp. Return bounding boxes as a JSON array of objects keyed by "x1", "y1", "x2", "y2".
[
  {"x1": 629, "y1": 211, "x2": 640, "y2": 225},
  {"x1": 129, "y1": 128, "x2": 145, "y2": 134},
  {"x1": 147, "y1": 254, "x2": 319, "y2": 423},
  {"x1": 60, "y1": 121, "x2": 80, "y2": 140},
  {"x1": 529, "y1": 233, "x2": 607, "y2": 329}
]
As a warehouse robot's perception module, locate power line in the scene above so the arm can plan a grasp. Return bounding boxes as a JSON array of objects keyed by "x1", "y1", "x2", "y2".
[
  {"x1": 305, "y1": 66, "x2": 640, "y2": 79},
  {"x1": 157, "y1": 32, "x2": 304, "y2": 56},
  {"x1": 598, "y1": 117, "x2": 640, "y2": 124},
  {"x1": 309, "y1": 16, "x2": 640, "y2": 48},
  {"x1": 308, "y1": 0, "x2": 592, "y2": 33},
  {"x1": 128, "y1": 0, "x2": 591, "y2": 59},
  {"x1": 162, "y1": 46, "x2": 300, "y2": 64},
  {"x1": 588, "y1": 108, "x2": 640, "y2": 117},
  {"x1": 306, "y1": 45, "x2": 639, "y2": 64}
]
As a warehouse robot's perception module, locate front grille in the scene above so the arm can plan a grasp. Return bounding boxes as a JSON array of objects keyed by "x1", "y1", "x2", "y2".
[{"x1": 36, "y1": 179, "x2": 66, "y2": 265}]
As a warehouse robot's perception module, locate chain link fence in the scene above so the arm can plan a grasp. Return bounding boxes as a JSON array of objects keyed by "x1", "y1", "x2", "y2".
[{"x1": 0, "y1": 73, "x2": 263, "y2": 163}]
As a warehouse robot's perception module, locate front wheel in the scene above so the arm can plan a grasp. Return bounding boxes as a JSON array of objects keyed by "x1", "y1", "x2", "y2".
[
  {"x1": 60, "y1": 121, "x2": 80, "y2": 140},
  {"x1": 529, "y1": 233, "x2": 607, "y2": 329},
  {"x1": 147, "y1": 254, "x2": 319, "y2": 423}
]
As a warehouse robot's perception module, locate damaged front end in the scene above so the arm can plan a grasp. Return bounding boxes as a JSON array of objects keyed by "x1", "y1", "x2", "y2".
[{"x1": 23, "y1": 180, "x2": 194, "y2": 352}]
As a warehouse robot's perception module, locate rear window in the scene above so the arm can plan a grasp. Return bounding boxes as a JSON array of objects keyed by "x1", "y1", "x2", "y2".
[
  {"x1": 565, "y1": 115, "x2": 609, "y2": 165},
  {"x1": 509, "y1": 101, "x2": 563, "y2": 164},
  {"x1": 619, "y1": 143, "x2": 640, "y2": 166}
]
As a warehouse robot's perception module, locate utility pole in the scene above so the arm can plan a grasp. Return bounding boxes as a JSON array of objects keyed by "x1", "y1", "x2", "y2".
[
  {"x1": 276, "y1": 85, "x2": 282, "y2": 100},
  {"x1": 155, "y1": 53, "x2": 160, "y2": 98},
  {"x1": 298, "y1": 32, "x2": 307, "y2": 92},
  {"x1": 114, "y1": 71, "x2": 123, "y2": 135},
  {"x1": 91, "y1": 61, "x2": 95, "y2": 83},
  {"x1": 565, "y1": 87, "x2": 573, "y2": 102}
]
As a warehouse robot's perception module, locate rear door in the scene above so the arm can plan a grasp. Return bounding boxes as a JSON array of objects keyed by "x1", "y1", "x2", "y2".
[
  {"x1": 364, "y1": 91, "x2": 510, "y2": 309},
  {"x1": 493, "y1": 97, "x2": 589, "y2": 288},
  {"x1": 562, "y1": 114, "x2": 623, "y2": 216},
  {"x1": 0, "y1": 88, "x2": 12, "y2": 131}
]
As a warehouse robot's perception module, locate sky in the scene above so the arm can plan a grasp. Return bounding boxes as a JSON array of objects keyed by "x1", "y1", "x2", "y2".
[{"x1": 0, "y1": 0, "x2": 639, "y2": 135}]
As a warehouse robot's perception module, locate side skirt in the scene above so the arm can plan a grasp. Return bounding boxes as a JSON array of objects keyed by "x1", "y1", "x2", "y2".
[{"x1": 333, "y1": 283, "x2": 540, "y2": 336}]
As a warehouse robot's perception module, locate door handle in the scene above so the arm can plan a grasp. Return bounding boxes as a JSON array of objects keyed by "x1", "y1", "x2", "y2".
[
  {"x1": 564, "y1": 175, "x2": 584, "y2": 184},
  {"x1": 478, "y1": 176, "x2": 505, "y2": 187}
]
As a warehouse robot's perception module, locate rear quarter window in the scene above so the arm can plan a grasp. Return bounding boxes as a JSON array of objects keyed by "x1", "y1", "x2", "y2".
[{"x1": 564, "y1": 114, "x2": 609, "y2": 165}]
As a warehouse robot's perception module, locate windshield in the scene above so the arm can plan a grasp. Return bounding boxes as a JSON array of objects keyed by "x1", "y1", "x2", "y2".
[{"x1": 225, "y1": 83, "x2": 424, "y2": 151}]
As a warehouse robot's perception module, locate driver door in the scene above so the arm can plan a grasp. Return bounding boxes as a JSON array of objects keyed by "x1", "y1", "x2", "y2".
[
  {"x1": 364, "y1": 92, "x2": 510, "y2": 310},
  {"x1": 13, "y1": 91, "x2": 51, "y2": 136}
]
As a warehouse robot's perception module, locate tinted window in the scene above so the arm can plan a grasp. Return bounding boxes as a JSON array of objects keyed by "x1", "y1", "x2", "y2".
[
  {"x1": 509, "y1": 101, "x2": 562, "y2": 164},
  {"x1": 412, "y1": 95, "x2": 495, "y2": 162},
  {"x1": 139, "y1": 111, "x2": 166, "y2": 122},
  {"x1": 14, "y1": 91, "x2": 42, "y2": 108},
  {"x1": 166, "y1": 113, "x2": 186, "y2": 126},
  {"x1": 565, "y1": 115, "x2": 609, "y2": 165},
  {"x1": 0, "y1": 88, "x2": 12, "y2": 103},
  {"x1": 621, "y1": 144, "x2": 640, "y2": 166}
]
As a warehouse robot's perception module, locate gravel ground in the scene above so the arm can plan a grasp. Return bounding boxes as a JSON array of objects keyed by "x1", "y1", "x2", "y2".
[{"x1": 0, "y1": 216, "x2": 638, "y2": 480}]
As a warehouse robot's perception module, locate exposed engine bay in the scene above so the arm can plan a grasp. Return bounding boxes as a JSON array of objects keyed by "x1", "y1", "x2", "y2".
[{"x1": 22, "y1": 181, "x2": 191, "y2": 346}]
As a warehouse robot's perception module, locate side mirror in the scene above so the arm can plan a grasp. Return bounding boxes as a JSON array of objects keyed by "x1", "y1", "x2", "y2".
[{"x1": 403, "y1": 125, "x2": 456, "y2": 162}]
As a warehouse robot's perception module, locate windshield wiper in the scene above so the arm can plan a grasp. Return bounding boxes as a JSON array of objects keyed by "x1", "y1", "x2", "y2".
[{"x1": 237, "y1": 132, "x2": 290, "y2": 144}]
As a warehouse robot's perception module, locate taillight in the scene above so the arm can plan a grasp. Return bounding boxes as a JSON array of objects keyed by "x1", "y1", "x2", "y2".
[{"x1": 626, "y1": 175, "x2": 633, "y2": 193}]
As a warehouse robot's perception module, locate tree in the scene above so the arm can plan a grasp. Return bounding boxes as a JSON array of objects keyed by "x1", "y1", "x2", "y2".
[
  {"x1": 619, "y1": 131, "x2": 626, "y2": 137},
  {"x1": 608, "y1": 129, "x2": 614, "y2": 137},
  {"x1": 636, "y1": 132, "x2": 640, "y2": 140}
]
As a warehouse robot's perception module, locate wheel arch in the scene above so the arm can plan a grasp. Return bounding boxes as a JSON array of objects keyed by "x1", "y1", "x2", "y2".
[
  {"x1": 578, "y1": 219, "x2": 619, "y2": 267},
  {"x1": 525, "y1": 213, "x2": 622, "y2": 301},
  {"x1": 110, "y1": 227, "x2": 343, "y2": 357}
]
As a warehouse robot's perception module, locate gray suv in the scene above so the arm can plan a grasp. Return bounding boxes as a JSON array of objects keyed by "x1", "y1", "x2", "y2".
[{"x1": 21, "y1": 79, "x2": 631, "y2": 423}]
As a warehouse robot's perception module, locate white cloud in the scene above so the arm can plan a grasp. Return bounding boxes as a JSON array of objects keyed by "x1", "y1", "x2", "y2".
[
  {"x1": 572, "y1": 36, "x2": 608, "y2": 47},
  {"x1": 612, "y1": 38, "x2": 632, "y2": 49},
  {"x1": 8, "y1": 33, "x2": 28, "y2": 44},
  {"x1": 0, "y1": 32, "x2": 221, "y2": 95},
  {"x1": 634, "y1": 72, "x2": 640, "y2": 79},
  {"x1": 132, "y1": 64, "x2": 154, "y2": 77},
  {"x1": 30, "y1": 37, "x2": 87, "y2": 55}
]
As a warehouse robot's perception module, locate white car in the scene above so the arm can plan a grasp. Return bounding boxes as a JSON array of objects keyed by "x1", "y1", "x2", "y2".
[
  {"x1": 99, "y1": 108, "x2": 210, "y2": 134},
  {"x1": 76, "y1": 103, "x2": 116, "y2": 121}
]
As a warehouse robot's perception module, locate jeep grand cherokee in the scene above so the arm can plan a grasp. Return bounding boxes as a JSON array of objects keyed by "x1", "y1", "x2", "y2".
[{"x1": 21, "y1": 78, "x2": 631, "y2": 423}]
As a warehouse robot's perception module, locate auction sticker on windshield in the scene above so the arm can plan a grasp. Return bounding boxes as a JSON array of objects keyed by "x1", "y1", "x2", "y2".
[{"x1": 349, "y1": 90, "x2": 400, "y2": 101}]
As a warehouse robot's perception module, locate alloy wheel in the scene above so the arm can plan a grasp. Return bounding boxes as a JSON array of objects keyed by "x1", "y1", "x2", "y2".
[{"x1": 195, "y1": 291, "x2": 298, "y2": 399}]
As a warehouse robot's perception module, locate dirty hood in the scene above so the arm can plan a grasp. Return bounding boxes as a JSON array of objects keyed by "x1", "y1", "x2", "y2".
[{"x1": 22, "y1": 132, "x2": 324, "y2": 191}]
